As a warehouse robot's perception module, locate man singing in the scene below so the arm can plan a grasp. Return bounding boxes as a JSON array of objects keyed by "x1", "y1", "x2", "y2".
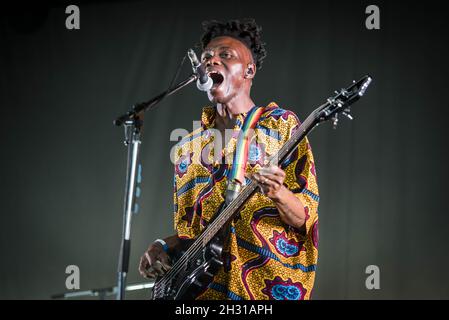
[{"x1": 139, "y1": 18, "x2": 319, "y2": 300}]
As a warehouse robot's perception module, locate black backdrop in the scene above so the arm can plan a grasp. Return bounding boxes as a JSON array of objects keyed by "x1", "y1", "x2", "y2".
[{"x1": 1, "y1": 0, "x2": 448, "y2": 299}]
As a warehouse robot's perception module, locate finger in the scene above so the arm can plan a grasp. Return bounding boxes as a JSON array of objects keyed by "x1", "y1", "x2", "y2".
[
  {"x1": 258, "y1": 166, "x2": 275, "y2": 175},
  {"x1": 260, "y1": 166, "x2": 285, "y2": 177},
  {"x1": 251, "y1": 173, "x2": 270, "y2": 195},
  {"x1": 258, "y1": 172, "x2": 283, "y2": 187},
  {"x1": 258, "y1": 183, "x2": 268, "y2": 195},
  {"x1": 257, "y1": 176, "x2": 273, "y2": 191},
  {"x1": 145, "y1": 252, "x2": 154, "y2": 266},
  {"x1": 271, "y1": 166, "x2": 286, "y2": 178},
  {"x1": 141, "y1": 268, "x2": 155, "y2": 279},
  {"x1": 159, "y1": 254, "x2": 172, "y2": 271},
  {"x1": 139, "y1": 257, "x2": 156, "y2": 279},
  {"x1": 160, "y1": 262, "x2": 172, "y2": 272},
  {"x1": 256, "y1": 179, "x2": 269, "y2": 192},
  {"x1": 262, "y1": 178, "x2": 279, "y2": 190},
  {"x1": 250, "y1": 172, "x2": 261, "y2": 183},
  {"x1": 144, "y1": 267, "x2": 157, "y2": 279},
  {"x1": 152, "y1": 260, "x2": 166, "y2": 276},
  {"x1": 253, "y1": 172, "x2": 268, "y2": 184},
  {"x1": 139, "y1": 256, "x2": 148, "y2": 275},
  {"x1": 146, "y1": 252, "x2": 163, "y2": 275},
  {"x1": 252, "y1": 173, "x2": 263, "y2": 188}
]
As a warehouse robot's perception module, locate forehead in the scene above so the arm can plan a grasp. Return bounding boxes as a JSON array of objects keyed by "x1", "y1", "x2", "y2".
[{"x1": 204, "y1": 36, "x2": 252, "y2": 57}]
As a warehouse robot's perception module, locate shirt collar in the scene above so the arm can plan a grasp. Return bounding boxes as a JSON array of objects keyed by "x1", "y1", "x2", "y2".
[{"x1": 200, "y1": 105, "x2": 260, "y2": 131}]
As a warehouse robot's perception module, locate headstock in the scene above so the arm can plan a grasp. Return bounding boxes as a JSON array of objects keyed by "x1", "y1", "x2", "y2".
[{"x1": 316, "y1": 75, "x2": 372, "y2": 128}]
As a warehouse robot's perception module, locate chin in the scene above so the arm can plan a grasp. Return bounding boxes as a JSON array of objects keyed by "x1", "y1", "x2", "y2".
[{"x1": 207, "y1": 91, "x2": 227, "y2": 104}]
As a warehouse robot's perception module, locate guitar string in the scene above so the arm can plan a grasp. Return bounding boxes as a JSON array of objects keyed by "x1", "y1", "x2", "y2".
[
  {"x1": 153, "y1": 181, "x2": 257, "y2": 296},
  {"x1": 153, "y1": 248, "x2": 205, "y2": 298}
]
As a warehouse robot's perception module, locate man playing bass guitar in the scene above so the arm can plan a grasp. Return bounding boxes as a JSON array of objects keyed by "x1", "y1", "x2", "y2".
[{"x1": 139, "y1": 18, "x2": 319, "y2": 300}]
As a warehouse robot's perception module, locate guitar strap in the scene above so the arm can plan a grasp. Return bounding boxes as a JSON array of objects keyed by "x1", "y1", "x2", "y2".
[{"x1": 225, "y1": 105, "x2": 264, "y2": 205}]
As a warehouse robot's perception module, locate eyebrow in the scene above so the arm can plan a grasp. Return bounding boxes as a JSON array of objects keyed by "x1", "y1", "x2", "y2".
[{"x1": 203, "y1": 46, "x2": 236, "y2": 52}]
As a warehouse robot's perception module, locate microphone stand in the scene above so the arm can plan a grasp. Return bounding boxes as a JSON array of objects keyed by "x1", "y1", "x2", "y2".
[{"x1": 113, "y1": 73, "x2": 197, "y2": 300}]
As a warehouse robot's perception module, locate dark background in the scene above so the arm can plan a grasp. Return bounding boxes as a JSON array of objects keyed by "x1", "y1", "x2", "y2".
[{"x1": 1, "y1": 0, "x2": 448, "y2": 299}]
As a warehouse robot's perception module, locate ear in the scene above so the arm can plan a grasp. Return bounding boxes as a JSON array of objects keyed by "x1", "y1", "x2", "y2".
[{"x1": 244, "y1": 63, "x2": 256, "y2": 79}]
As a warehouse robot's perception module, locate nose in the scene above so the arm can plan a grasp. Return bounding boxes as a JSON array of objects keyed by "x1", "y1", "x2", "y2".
[{"x1": 205, "y1": 55, "x2": 221, "y2": 67}]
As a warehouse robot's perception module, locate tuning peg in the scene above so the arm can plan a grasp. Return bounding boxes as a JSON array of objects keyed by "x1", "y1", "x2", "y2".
[
  {"x1": 342, "y1": 111, "x2": 353, "y2": 120},
  {"x1": 332, "y1": 114, "x2": 339, "y2": 129}
]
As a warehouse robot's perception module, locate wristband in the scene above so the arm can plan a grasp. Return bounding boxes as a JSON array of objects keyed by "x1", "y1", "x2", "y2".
[{"x1": 154, "y1": 239, "x2": 169, "y2": 252}]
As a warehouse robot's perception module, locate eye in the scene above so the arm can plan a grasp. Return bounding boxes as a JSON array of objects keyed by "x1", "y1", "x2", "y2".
[
  {"x1": 220, "y1": 51, "x2": 233, "y2": 59},
  {"x1": 201, "y1": 51, "x2": 213, "y2": 62}
]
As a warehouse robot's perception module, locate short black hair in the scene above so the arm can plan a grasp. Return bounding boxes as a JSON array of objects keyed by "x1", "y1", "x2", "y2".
[{"x1": 200, "y1": 18, "x2": 267, "y2": 69}]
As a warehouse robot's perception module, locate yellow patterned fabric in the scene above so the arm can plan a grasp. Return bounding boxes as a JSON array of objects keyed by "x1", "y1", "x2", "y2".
[{"x1": 172, "y1": 102, "x2": 319, "y2": 300}]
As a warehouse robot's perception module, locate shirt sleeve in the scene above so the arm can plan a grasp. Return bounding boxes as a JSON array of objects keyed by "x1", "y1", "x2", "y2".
[
  {"x1": 172, "y1": 148, "x2": 199, "y2": 240},
  {"x1": 173, "y1": 172, "x2": 179, "y2": 232},
  {"x1": 280, "y1": 112, "x2": 319, "y2": 237}
]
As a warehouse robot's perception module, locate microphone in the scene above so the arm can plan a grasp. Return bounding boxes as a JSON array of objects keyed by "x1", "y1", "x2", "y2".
[{"x1": 187, "y1": 48, "x2": 213, "y2": 91}]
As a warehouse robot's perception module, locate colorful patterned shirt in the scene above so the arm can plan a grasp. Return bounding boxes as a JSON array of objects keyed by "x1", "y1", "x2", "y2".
[{"x1": 173, "y1": 102, "x2": 319, "y2": 300}]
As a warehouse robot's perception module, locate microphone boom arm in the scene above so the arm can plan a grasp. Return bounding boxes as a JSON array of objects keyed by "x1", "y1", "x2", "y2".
[{"x1": 113, "y1": 73, "x2": 198, "y2": 126}]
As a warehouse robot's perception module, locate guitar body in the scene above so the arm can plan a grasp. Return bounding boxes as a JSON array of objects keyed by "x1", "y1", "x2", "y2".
[{"x1": 152, "y1": 234, "x2": 225, "y2": 300}]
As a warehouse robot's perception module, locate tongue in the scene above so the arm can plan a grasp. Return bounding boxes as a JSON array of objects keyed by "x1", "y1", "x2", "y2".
[{"x1": 210, "y1": 73, "x2": 224, "y2": 87}]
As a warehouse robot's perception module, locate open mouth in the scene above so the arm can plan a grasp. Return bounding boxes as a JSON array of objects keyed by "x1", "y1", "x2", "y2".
[{"x1": 208, "y1": 71, "x2": 224, "y2": 88}]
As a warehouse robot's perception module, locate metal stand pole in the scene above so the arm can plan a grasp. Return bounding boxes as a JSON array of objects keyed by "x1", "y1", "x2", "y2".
[
  {"x1": 114, "y1": 73, "x2": 197, "y2": 300},
  {"x1": 117, "y1": 118, "x2": 142, "y2": 300}
]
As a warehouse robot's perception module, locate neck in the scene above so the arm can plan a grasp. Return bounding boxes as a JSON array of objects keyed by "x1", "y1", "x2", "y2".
[
  {"x1": 215, "y1": 97, "x2": 255, "y2": 130},
  {"x1": 216, "y1": 95, "x2": 255, "y2": 118}
]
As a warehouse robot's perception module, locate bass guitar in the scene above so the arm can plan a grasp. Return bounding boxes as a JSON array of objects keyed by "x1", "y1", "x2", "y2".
[{"x1": 152, "y1": 75, "x2": 372, "y2": 300}]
